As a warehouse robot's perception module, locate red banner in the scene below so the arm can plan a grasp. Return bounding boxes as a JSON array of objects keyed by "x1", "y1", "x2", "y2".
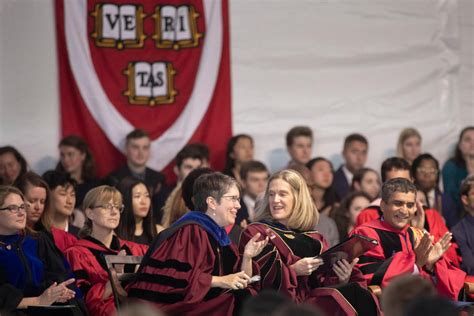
[{"x1": 55, "y1": 0, "x2": 231, "y2": 182}]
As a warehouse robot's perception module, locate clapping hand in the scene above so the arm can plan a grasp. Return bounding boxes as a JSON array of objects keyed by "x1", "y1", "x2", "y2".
[{"x1": 243, "y1": 233, "x2": 269, "y2": 259}]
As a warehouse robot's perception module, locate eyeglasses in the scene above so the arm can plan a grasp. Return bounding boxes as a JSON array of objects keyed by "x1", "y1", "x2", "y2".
[
  {"x1": 222, "y1": 195, "x2": 241, "y2": 204},
  {"x1": 93, "y1": 204, "x2": 125, "y2": 213},
  {"x1": 0, "y1": 204, "x2": 26, "y2": 214},
  {"x1": 416, "y1": 168, "x2": 438, "y2": 176}
]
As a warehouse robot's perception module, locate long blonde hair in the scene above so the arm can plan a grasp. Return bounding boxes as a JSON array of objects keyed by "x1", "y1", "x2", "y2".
[
  {"x1": 396, "y1": 128, "x2": 421, "y2": 159},
  {"x1": 254, "y1": 169, "x2": 318, "y2": 231},
  {"x1": 80, "y1": 185, "x2": 122, "y2": 238}
]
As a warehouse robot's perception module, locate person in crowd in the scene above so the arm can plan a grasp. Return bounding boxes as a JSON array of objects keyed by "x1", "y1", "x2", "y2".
[
  {"x1": 403, "y1": 295, "x2": 460, "y2": 316},
  {"x1": 396, "y1": 128, "x2": 422, "y2": 165},
  {"x1": 285, "y1": 126, "x2": 313, "y2": 169},
  {"x1": 412, "y1": 153, "x2": 458, "y2": 227},
  {"x1": 116, "y1": 177, "x2": 157, "y2": 245},
  {"x1": 223, "y1": 134, "x2": 254, "y2": 186},
  {"x1": 351, "y1": 167, "x2": 381, "y2": 201},
  {"x1": 128, "y1": 172, "x2": 268, "y2": 316},
  {"x1": 235, "y1": 160, "x2": 269, "y2": 227},
  {"x1": 0, "y1": 146, "x2": 28, "y2": 185},
  {"x1": 0, "y1": 185, "x2": 85, "y2": 315},
  {"x1": 155, "y1": 143, "x2": 210, "y2": 225},
  {"x1": 105, "y1": 129, "x2": 165, "y2": 196},
  {"x1": 452, "y1": 175, "x2": 474, "y2": 275},
  {"x1": 290, "y1": 164, "x2": 339, "y2": 246},
  {"x1": 240, "y1": 169, "x2": 379, "y2": 316},
  {"x1": 159, "y1": 168, "x2": 215, "y2": 232},
  {"x1": 42, "y1": 171, "x2": 80, "y2": 237},
  {"x1": 333, "y1": 133, "x2": 369, "y2": 201},
  {"x1": 352, "y1": 178, "x2": 465, "y2": 299},
  {"x1": 442, "y1": 126, "x2": 474, "y2": 219},
  {"x1": 56, "y1": 135, "x2": 100, "y2": 209},
  {"x1": 331, "y1": 191, "x2": 372, "y2": 240},
  {"x1": 65, "y1": 185, "x2": 148, "y2": 316},
  {"x1": 14, "y1": 171, "x2": 49, "y2": 229},
  {"x1": 306, "y1": 157, "x2": 338, "y2": 216},
  {"x1": 381, "y1": 274, "x2": 436, "y2": 316}
]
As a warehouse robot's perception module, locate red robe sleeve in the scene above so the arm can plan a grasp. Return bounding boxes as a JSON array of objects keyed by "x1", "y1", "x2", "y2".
[
  {"x1": 65, "y1": 246, "x2": 111, "y2": 316},
  {"x1": 127, "y1": 224, "x2": 237, "y2": 316},
  {"x1": 51, "y1": 227, "x2": 77, "y2": 253},
  {"x1": 239, "y1": 224, "x2": 301, "y2": 301}
]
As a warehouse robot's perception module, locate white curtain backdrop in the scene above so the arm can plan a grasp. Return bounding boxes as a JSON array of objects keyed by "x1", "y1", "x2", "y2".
[{"x1": 0, "y1": 0, "x2": 473, "y2": 174}]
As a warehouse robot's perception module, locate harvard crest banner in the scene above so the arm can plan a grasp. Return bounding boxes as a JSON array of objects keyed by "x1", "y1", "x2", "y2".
[{"x1": 55, "y1": 0, "x2": 231, "y2": 178}]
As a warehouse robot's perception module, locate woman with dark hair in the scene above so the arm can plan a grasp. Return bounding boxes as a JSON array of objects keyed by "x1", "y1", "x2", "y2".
[
  {"x1": 223, "y1": 134, "x2": 254, "y2": 185},
  {"x1": 128, "y1": 172, "x2": 267, "y2": 316},
  {"x1": 306, "y1": 157, "x2": 338, "y2": 216},
  {"x1": 239, "y1": 170, "x2": 379, "y2": 316},
  {"x1": 56, "y1": 135, "x2": 100, "y2": 209},
  {"x1": 0, "y1": 146, "x2": 28, "y2": 185},
  {"x1": 0, "y1": 185, "x2": 86, "y2": 315},
  {"x1": 331, "y1": 191, "x2": 371, "y2": 240},
  {"x1": 351, "y1": 168, "x2": 381, "y2": 201},
  {"x1": 14, "y1": 171, "x2": 50, "y2": 229},
  {"x1": 412, "y1": 153, "x2": 458, "y2": 227},
  {"x1": 442, "y1": 126, "x2": 474, "y2": 220},
  {"x1": 116, "y1": 177, "x2": 156, "y2": 245},
  {"x1": 65, "y1": 185, "x2": 147, "y2": 316}
]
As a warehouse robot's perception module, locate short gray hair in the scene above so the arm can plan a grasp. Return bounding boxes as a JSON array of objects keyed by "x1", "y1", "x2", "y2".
[{"x1": 381, "y1": 178, "x2": 416, "y2": 203}]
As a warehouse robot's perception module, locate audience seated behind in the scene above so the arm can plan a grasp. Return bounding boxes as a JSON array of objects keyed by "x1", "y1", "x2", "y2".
[
  {"x1": 223, "y1": 134, "x2": 255, "y2": 187},
  {"x1": 352, "y1": 178, "x2": 465, "y2": 300},
  {"x1": 331, "y1": 191, "x2": 371, "y2": 240},
  {"x1": 235, "y1": 160, "x2": 269, "y2": 227},
  {"x1": 0, "y1": 146, "x2": 28, "y2": 185},
  {"x1": 56, "y1": 135, "x2": 100, "y2": 210},
  {"x1": 285, "y1": 126, "x2": 313, "y2": 170},
  {"x1": 396, "y1": 127, "x2": 422, "y2": 166},
  {"x1": 0, "y1": 185, "x2": 86, "y2": 315},
  {"x1": 240, "y1": 169, "x2": 380, "y2": 316},
  {"x1": 306, "y1": 157, "x2": 339, "y2": 217},
  {"x1": 116, "y1": 177, "x2": 157, "y2": 245},
  {"x1": 127, "y1": 172, "x2": 268, "y2": 316},
  {"x1": 65, "y1": 185, "x2": 148, "y2": 316},
  {"x1": 39, "y1": 170, "x2": 80, "y2": 252},
  {"x1": 14, "y1": 171, "x2": 49, "y2": 229},
  {"x1": 289, "y1": 163, "x2": 340, "y2": 247},
  {"x1": 333, "y1": 133, "x2": 369, "y2": 201},
  {"x1": 412, "y1": 153, "x2": 459, "y2": 228},
  {"x1": 351, "y1": 167, "x2": 381, "y2": 202},
  {"x1": 442, "y1": 126, "x2": 474, "y2": 225}
]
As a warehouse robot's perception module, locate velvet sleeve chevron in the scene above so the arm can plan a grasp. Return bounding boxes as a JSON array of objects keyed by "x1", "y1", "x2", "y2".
[
  {"x1": 351, "y1": 224, "x2": 416, "y2": 289},
  {"x1": 239, "y1": 224, "x2": 300, "y2": 301}
]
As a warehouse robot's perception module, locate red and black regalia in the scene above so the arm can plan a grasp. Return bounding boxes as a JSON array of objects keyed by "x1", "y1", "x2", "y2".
[
  {"x1": 354, "y1": 206, "x2": 461, "y2": 267},
  {"x1": 352, "y1": 218, "x2": 466, "y2": 300},
  {"x1": 65, "y1": 236, "x2": 147, "y2": 316},
  {"x1": 240, "y1": 221, "x2": 380, "y2": 316},
  {"x1": 127, "y1": 211, "x2": 258, "y2": 316}
]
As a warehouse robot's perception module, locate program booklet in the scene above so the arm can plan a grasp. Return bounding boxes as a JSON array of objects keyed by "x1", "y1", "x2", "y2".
[{"x1": 316, "y1": 234, "x2": 378, "y2": 273}]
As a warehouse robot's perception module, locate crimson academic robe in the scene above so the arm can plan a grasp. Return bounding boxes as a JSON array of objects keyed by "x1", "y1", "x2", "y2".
[
  {"x1": 65, "y1": 236, "x2": 147, "y2": 316},
  {"x1": 240, "y1": 221, "x2": 380, "y2": 316},
  {"x1": 127, "y1": 214, "x2": 258, "y2": 316},
  {"x1": 352, "y1": 219, "x2": 465, "y2": 300},
  {"x1": 354, "y1": 206, "x2": 461, "y2": 267}
]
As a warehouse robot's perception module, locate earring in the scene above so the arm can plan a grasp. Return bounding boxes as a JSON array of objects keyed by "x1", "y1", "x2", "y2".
[{"x1": 213, "y1": 212, "x2": 216, "y2": 216}]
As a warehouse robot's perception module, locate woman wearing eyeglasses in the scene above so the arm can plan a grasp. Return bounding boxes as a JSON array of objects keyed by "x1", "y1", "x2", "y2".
[
  {"x1": 65, "y1": 185, "x2": 148, "y2": 316},
  {"x1": 128, "y1": 172, "x2": 268, "y2": 316},
  {"x1": 0, "y1": 185, "x2": 86, "y2": 314}
]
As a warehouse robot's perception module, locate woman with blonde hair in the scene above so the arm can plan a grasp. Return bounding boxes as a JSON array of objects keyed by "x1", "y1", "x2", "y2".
[
  {"x1": 239, "y1": 169, "x2": 379, "y2": 316},
  {"x1": 65, "y1": 185, "x2": 147, "y2": 316},
  {"x1": 396, "y1": 128, "x2": 422, "y2": 165}
]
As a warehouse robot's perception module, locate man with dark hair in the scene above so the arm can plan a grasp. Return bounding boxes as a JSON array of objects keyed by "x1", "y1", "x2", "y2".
[
  {"x1": 352, "y1": 178, "x2": 465, "y2": 300},
  {"x1": 285, "y1": 126, "x2": 313, "y2": 168},
  {"x1": 174, "y1": 143, "x2": 210, "y2": 184},
  {"x1": 105, "y1": 128, "x2": 165, "y2": 194},
  {"x1": 333, "y1": 133, "x2": 369, "y2": 200},
  {"x1": 236, "y1": 160, "x2": 269, "y2": 225}
]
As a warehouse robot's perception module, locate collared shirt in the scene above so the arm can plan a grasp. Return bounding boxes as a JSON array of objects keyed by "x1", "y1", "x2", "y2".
[
  {"x1": 342, "y1": 165, "x2": 354, "y2": 186},
  {"x1": 243, "y1": 194, "x2": 256, "y2": 221}
]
